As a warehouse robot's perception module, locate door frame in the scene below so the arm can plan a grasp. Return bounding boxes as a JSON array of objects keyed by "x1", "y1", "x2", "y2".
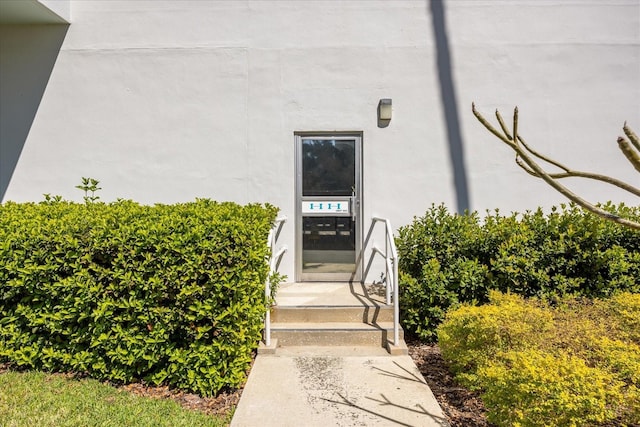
[{"x1": 294, "y1": 132, "x2": 363, "y2": 282}]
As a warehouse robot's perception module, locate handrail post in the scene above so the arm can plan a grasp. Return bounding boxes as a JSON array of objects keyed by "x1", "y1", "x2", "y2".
[
  {"x1": 265, "y1": 302, "x2": 271, "y2": 347},
  {"x1": 384, "y1": 228, "x2": 391, "y2": 305},
  {"x1": 369, "y1": 216, "x2": 400, "y2": 347},
  {"x1": 264, "y1": 217, "x2": 287, "y2": 348},
  {"x1": 393, "y1": 250, "x2": 399, "y2": 347}
]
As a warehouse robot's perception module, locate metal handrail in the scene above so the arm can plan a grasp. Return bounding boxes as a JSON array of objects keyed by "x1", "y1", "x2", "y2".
[
  {"x1": 265, "y1": 216, "x2": 287, "y2": 347},
  {"x1": 370, "y1": 216, "x2": 400, "y2": 347}
]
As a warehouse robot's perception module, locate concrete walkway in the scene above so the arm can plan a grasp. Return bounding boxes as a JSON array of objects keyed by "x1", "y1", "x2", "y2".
[{"x1": 231, "y1": 346, "x2": 449, "y2": 427}]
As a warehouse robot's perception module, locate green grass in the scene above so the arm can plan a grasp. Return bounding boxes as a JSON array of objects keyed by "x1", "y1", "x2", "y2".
[{"x1": 0, "y1": 370, "x2": 229, "y2": 427}]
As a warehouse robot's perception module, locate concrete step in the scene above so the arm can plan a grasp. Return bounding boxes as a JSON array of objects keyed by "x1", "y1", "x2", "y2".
[
  {"x1": 263, "y1": 282, "x2": 408, "y2": 355},
  {"x1": 271, "y1": 304, "x2": 394, "y2": 323},
  {"x1": 270, "y1": 321, "x2": 403, "y2": 347}
]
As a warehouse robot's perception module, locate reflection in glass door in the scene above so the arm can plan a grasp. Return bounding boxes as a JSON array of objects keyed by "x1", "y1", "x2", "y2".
[{"x1": 295, "y1": 135, "x2": 362, "y2": 282}]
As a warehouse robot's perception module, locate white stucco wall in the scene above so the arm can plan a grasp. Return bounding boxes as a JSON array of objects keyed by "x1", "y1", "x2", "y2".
[
  {"x1": 39, "y1": 0, "x2": 71, "y2": 22},
  {"x1": 1, "y1": 0, "x2": 639, "y2": 281},
  {"x1": 0, "y1": 0, "x2": 70, "y2": 24}
]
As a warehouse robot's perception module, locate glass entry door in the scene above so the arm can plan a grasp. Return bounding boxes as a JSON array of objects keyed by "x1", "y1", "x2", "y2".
[{"x1": 295, "y1": 135, "x2": 362, "y2": 282}]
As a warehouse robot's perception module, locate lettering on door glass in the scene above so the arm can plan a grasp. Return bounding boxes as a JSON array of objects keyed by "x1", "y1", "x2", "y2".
[{"x1": 302, "y1": 201, "x2": 350, "y2": 214}]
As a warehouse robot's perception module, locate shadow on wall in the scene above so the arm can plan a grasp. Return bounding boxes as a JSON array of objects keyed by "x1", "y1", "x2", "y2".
[
  {"x1": 428, "y1": 0, "x2": 470, "y2": 213},
  {"x1": 0, "y1": 24, "x2": 68, "y2": 202}
]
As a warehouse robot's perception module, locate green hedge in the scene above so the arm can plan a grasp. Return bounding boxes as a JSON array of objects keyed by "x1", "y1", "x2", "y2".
[
  {"x1": 0, "y1": 199, "x2": 278, "y2": 396},
  {"x1": 397, "y1": 203, "x2": 640, "y2": 341},
  {"x1": 438, "y1": 292, "x2": 640, "y2": 426}
]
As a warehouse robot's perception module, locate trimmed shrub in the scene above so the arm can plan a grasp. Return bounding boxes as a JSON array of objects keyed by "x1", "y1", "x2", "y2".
[
  {"x1": 478, "y1": 349, "x2": 624, "y2": 427},
  {"x1": 602, "y1": 292, "x2": 640, "y2": 344},
  {"x1": 0, "y1": 199, "x2": 278, "y2": 396},
  {"x1": 437, "y1": 292, "x2": 554, "y2": 379},
  {"x1": 397, "y1": 203, "x2": 640, "y2": 341},
  {"x1": 438, "y1": 292, "x2": 640, "y2": 426}
]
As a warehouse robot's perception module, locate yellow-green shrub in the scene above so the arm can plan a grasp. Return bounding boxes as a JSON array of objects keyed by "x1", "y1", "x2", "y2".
[
  {"x1": 590, "y1": 337, "x2": 640, "y2": 423},
  {"x1": 602, "y1": 292, "x2": 640, "y2": 344},
  {"x1": 592, "y1": 337, "x2": 640, "y2": 386},
  {"x1": 438, "y1": 291, "x2": 640, "y2": 426},
  {"x1": 478, "y1": 349, "x2": 624, "y2": 427},
  {"x1": 437, "y1": 291, "x2": 554, "y2": 378},
  {"x1": 547, "y1": 297, "x2": 614, "y2": 357}
]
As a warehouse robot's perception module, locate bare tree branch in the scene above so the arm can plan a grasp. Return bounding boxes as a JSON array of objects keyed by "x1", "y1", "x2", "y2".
[
  {"x1": 624, "y1": 122, "x2": 640, "y2": 153},
  {"x1": 513, "y1": 138, "x2": 640, "y2": 197},
  {"x1": 473, "y1": 104, "x2": 640, "y2": 231},
  {"x1": 512, "y1": 106, "x2": 519, "y2": 147},
  {"x1": 472, "y1": 103, "x2": 513, "y2": 146},
  {"x1": 496, "y1": 110, "x2": 513, "y2": 141},
  {"x1": 617, "y1": 136, "x2": 640, "y2": 173},
  {"x1": 517, "y1": 135, "x2": 570, "y2": 172}
]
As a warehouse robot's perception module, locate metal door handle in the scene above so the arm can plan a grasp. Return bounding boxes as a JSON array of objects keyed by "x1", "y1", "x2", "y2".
[{"x1": 351, "y1": 191, "x2": 357, "y2": 221}]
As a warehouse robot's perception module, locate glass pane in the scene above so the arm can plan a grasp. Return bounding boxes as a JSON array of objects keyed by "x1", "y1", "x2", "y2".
[
  {"x1": 302, "y1": 139, "x2": 355, "y2": 196},
  {"x1": 302, "y1": 216, "x2": 355, "y2": 274}
]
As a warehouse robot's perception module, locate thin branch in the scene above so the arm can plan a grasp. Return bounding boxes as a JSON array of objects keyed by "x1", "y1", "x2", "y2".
[
  {"x1": 516, "y1": 142, "x2": 640, "y2": 230},
  {"x1": 512, "y1": 106, "x2": 519, "y2": 147},
  {"x1": 624, "y1": 121, "x2": 640, "y2": 153},
  {"x1": 517, "y1": 135, "x2": 570, "y2": 172},
  {"x1": 496, "y1": 110, "x2": 513, "y2": 141},
  {"x1": 472, "y1": 103, "x2": 514, "y2": 146},
  {"x1": 473, "y1": 104, "x2": 640, "y2": 231},
  {"x1": 617, "y1": 136, "x2": 640, "y2": 173},
  {"x1": 515, "y1": 155, "x2": 539, "y2": 177},
  {"x1": 515, "y1": 150, "x2": 640, "y2": 197}
]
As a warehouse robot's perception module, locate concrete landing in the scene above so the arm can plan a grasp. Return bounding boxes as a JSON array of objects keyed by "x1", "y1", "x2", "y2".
[
  {"x1": 231, "y1": 347, "x2": 449, "y2": 427},
  {"x1": 274, "y1": 282, "x2": 387, "y2": 306}
]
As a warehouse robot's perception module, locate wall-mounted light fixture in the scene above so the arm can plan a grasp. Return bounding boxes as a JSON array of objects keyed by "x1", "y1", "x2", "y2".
[
  {"x1": 377, "y1": 98, "x2": 392, "y2": 128},
  {"x1": 378, "y1": 99, "x2": 392, "y2": 120}
]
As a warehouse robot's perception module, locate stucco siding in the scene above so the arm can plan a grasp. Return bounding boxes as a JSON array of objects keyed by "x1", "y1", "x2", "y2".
[{"x1": 1, "y1": 0, "x2": 638, "y2": 280}]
